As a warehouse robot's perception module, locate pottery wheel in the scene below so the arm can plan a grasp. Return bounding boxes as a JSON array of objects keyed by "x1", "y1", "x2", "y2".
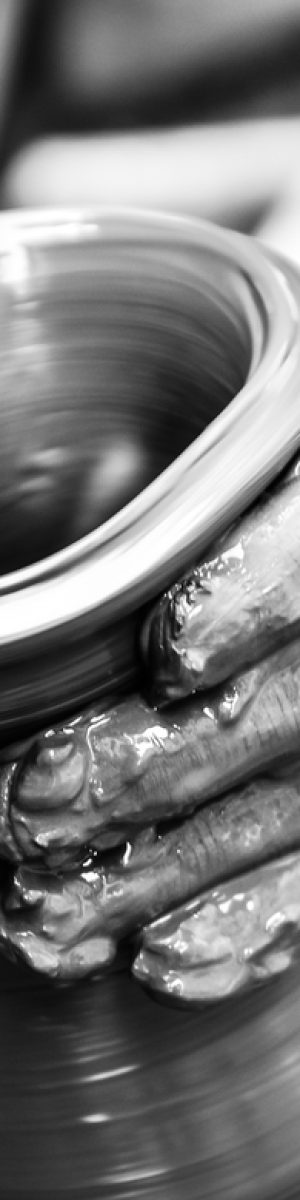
[{"x1": 1, "y1": 953, "x2": 300, "y2": 1199}]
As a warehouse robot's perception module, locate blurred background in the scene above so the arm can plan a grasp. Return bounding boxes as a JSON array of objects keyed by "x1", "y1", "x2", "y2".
[{"x1": 1, "y1": 0, "x2": 300, "y2": 260}]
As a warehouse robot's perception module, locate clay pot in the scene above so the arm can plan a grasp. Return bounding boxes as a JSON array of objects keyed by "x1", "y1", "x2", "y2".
[{"x1": 0, "y1": 210, "x2": 299, "y2": 741}]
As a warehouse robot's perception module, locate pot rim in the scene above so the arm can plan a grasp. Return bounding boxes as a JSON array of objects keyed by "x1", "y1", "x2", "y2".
[{"x1": 0, "y1": 207, "x2": 299, "y2": 647}]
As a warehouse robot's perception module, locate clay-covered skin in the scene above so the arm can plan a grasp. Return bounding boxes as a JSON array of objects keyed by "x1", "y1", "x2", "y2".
[
  {"x1": 0, "y1": 860, "x2": 117, "y2": 981},
  {"x1": 3, "y1": 773, "x2": 300, "y2": 979},
  {"x1": 3, "y1": 639, "x2": 300, "y2": 867},
  {"x1": 134, "y1": 852, "x2": 300, "y2": 1003},
  {"x1": 140, "y1": 455, "x2": 300, "y2": 705}
]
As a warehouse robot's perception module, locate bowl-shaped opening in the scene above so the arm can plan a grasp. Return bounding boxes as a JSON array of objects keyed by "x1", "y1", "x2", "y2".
[{"x1": 0, "y1": 231, "x2": 254, "y2": 576}]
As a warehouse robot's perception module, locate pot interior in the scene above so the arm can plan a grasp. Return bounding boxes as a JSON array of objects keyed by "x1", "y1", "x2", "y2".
[{"x1": 0, "y1": 235, "x2": 254, "y2": 575}]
